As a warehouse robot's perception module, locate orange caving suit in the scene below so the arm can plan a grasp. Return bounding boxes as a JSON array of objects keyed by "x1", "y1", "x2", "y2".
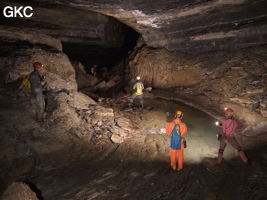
[{"x1": 166, "y1": 118, "x2": 188, "y2": 170}]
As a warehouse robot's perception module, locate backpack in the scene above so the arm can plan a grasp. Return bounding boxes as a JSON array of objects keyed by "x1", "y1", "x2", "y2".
[
  {"x1": 136, "y1": 82, "x2": 143, "y2": 95},
  {"x1": 22, "y1": 76, "x2": 31, "y2": 92},
  {"x1": 171, "y1": 122, "x2": 181, "y2": 150}
]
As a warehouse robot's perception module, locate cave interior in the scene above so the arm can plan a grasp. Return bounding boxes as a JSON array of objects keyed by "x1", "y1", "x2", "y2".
[{"x1": 0, "y1": 0, "x2": 267, "y2": 199}]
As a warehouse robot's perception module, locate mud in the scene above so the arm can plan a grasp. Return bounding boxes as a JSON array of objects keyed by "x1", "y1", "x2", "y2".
[{"x1": 1, "y1": 89, "x2": 267, "y2": 200}]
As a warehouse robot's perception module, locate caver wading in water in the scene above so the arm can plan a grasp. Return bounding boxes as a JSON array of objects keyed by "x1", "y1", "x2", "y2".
[
  {"x1": 129, "y1": 76, "x2": 144, "y2": 109},
  {"x1": 29, "y1": 62, "x2": 46, "y2": 122},
  {"x1": 166, "y1": 110, "x2": 188, "y2": 170},
  {"x1": 217, "y1": 108, "x2": 249, "y2": 165}
]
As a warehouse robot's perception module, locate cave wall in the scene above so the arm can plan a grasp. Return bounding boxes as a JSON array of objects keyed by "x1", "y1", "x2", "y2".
[
  {"x1": 0, "y1": 33, "x2": 142, "y2": 193},
  {"x1": 0, "y1": 0, "x2": 266, "y2": 132},
  {"x1": 0, "y1": 36, "x2": 77, "y2": 92},
  {"x1": 126, "y1": 40, "x2": 267, "y2": 131},
  {"x1": 1, "y1": 0, "x2": 266, "y2": 60},
  {"x1": 51, "y1": 0, "x2": 267, "y2": 54},
  {"x1": 127, "y1": 42, "x2": 267, "y2": 90},
  {"x1": 0, "y1": 0, "x2": 135, "y2": 66}
]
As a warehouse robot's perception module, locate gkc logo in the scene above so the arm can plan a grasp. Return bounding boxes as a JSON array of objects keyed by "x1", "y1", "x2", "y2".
[{"x1": 3, "y1": 6, "x2": 33, "y2": 18}]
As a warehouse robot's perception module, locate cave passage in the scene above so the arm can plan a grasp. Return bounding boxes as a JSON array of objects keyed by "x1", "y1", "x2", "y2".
[
  {"x1": 62, "y1": 22, "x2": 141, "y2": 72},
  {"x1": 141, "y1": 98, "x2": 238, "y2": 163},
  {"x1": 23, "y1": 97, "x2": 243, "y2": 200},
  {"x1": 0, "y1": 82, "x2": 257, "y2": 200}
]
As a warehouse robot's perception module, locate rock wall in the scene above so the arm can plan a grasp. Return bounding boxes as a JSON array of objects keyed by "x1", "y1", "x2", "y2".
[
  {"x1": 48, "y1": 0, "x2": 267, "y2": 54},
  {"x1": 126, "y1": 40, "x2": 267, "y2": 134},
  {"x1": 1, "y1": 182, "x2": 38, "y2": 200},
  {"x1": 0, "y1": 31, "x2": 143, "y2": 194},
  {"x1": 0, "y1": 36, "x2": 77, "y2": 92}
]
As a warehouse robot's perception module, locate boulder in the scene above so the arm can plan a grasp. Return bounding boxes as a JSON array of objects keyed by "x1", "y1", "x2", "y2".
[
  {"x1": 106, "y1": 79, "x2": 116, "y2": 88},
  {"x1": 1, "y1": 182, "x2": 38, "y2": 200},
  {"x1": 68, "y1": 91, "x2": 97, "y2": 109},
  {"x1": 111, "y1": 134, "x2": 124, "y2": 144},
  {"x1": 84, "y1": 74, "x2": 99, "y2": 86},
  {"x1": 73, "y1": 62, "x2": 99, "y2": 88},
  {"x1": 261, "y1": 110, "x2": 267, "y2": 118},
  {"x1": 96, "y1": 81, "x2": 107, "y2": 89}
]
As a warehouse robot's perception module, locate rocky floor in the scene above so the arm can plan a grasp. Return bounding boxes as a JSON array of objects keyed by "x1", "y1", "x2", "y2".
[{"x1": 0, "y1": 85, "x2": 267, "y2": 200}]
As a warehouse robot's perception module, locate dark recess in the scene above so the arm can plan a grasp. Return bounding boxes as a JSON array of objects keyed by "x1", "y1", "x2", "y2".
[{"x1": 62, "y1": 28, "x2": 140, "y2": 72}]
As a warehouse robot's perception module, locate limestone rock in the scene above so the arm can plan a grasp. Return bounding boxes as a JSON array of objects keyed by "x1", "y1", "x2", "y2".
[
  {"x1": 96, "y1": 81, "x2": 107, "y2": 89},
  {"x1": 116, "y1": 117, "x2": 134, "y2": 133},
  {"x1": 75, "y1": 72, "x2": 93, "y2": 89},
  {"x1": 72, "y1": 62, "x2": 99, "y2": 89},
  {"x1": 45, "y1": 72, "x2": 77, "y2": 92},
  {"x1": 2, "y1": 0, "x2": 266, "y2": 56},
  {"x1": 110, "y1": 134, "x2": 124, "y2": 144},
  {"x1": 246, "y1": 89, "x2": 264, "y2": 94},
  {"x1": 1, "y1": 182, "x2": 38, "y2": 200},
  {"x1": 106, "y1": 79, "x2": 116, "y2": 88},
  {"x1": 0, "y1": 43, "x2": 77, "y2": 92},
  {"x1": 230, "y1": 98, "x2": 252, "y2": 104},
  {"x1": 68, "y1": 91, "x2": 97, "y2": 109},
  {"x1": 0, "y1": 26, "x2": 62, "y2": 51},
  {"x1": 94, "y1": 106, "x2": 114, "y2": 117},
  {"x1": 261, "y1": 110, "x2": 267, "y2": 118},
  {"x1": 84, "y1": 74, "x2": 99, "y2": 86},
  {"x1": 111, "y1": 75, "x2": 121, "y2": 82}
]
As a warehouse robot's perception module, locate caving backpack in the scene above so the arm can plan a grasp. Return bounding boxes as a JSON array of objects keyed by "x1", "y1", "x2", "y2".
[
  {"x1": 22, "y1": 76, "x2": 31, "y2": 92},
  {"x1": 136, "y1": 82, "x2": 143, "y2": 95},
  {"x1": 171, "y1": 122, "x2": 181, "y2": 150}
]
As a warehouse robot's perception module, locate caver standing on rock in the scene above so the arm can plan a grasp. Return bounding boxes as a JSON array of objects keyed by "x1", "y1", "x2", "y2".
[
  {"x1": 166, "y1": 110, "x2": 188, "y2": 171},
  {"x1": 217, "y1": 108, "x2": 249, "y2": 165},
  {"x1": 129, "y1": 76, "x2": 144, "y2": 109},
  {"x1": 29, "y1": 62, "x2": 46, "y2": 122}
]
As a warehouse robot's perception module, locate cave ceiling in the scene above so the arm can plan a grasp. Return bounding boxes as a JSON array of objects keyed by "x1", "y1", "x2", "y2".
[{"x1": 0, "y1": 0, "x2": 267, "y2": 66}]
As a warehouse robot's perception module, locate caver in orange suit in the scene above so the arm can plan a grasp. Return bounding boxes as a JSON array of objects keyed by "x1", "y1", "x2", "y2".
[{"x1": 166, "y1": 110, "x2": 188, "y2": 170}]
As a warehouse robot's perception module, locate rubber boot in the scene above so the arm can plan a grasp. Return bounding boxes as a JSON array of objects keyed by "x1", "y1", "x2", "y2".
[
  {"x1": 238, "y1": 151, "x2": 248, "y2": 163},
  {"x1": 217, "y1": 149, "x2": 224, "y2": 164}
]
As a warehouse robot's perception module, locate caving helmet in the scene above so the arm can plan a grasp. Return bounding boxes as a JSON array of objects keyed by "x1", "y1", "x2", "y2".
[
  {"x1": 224, "y1": 108, "x2": 234, "y2": 118},
  {"x1": 33, "y1": 62, "x2": 43, "y2": 68},
  {"x1": 136, "y1": 76, "x2": 141, "y2": 80},
  {"x1": 175, "y1": 110, "x2": 184, "y2": 118}
]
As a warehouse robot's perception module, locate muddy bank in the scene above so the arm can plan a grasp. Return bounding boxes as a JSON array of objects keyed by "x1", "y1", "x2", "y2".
[
  {"x1": 2, "y1": 95, "x2": 267, "y2": 200},
  {"x1": 1, "y1": 81, "x2": 267, "y2": 200}
]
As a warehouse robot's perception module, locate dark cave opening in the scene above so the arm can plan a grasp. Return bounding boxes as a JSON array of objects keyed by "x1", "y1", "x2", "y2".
[{"x1": 62, "y1": 24, "x2": 140, "y2": 73}]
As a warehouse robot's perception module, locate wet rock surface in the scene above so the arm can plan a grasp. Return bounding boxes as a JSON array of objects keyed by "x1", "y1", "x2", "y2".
[
  {"x1": 1, "y1": 80, "x2": 267, "y2": 199},
  {"x1": 126, "y1": 40, "x2": 267, "y2": 135}
]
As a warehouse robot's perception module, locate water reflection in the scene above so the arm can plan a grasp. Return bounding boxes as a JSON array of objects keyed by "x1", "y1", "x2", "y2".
[{"x1": 144, "y1": 98, "x2": 237, "y2": 163}]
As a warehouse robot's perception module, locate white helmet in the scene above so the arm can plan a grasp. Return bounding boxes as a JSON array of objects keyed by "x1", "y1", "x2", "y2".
[{"x1": 136, "y1": 76, "x2": 140, "y2": 80}]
